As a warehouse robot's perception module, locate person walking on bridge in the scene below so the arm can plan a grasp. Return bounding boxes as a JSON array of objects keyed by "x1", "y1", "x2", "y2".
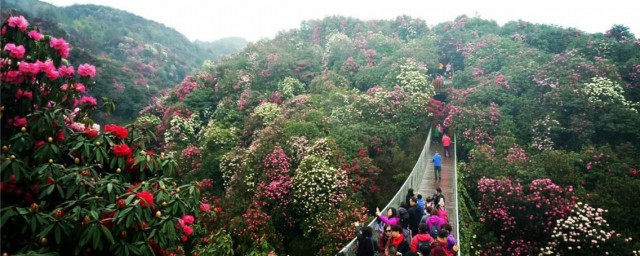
[
  {"x1": 432, "y1": 152, "x2": 442, "y2": 181},
  {"x1": 441, "y1": 134, "x2": 451, "y2": 158}
]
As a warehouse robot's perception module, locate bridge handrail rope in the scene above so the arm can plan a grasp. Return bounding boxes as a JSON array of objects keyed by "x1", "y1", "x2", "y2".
[
  {"x1": 454, "y1": 134, "x2": 460, "y2": 256},
  {"x1": 337, "y1": 128, "x2": 432, "y2": 255}
]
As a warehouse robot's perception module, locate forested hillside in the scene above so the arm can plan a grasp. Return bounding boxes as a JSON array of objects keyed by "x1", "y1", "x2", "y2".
[
  {"x1": 134, "y1": 15, "x2": 640, "y2": 255},
  {"x1": 1, "y1": 0, "x2": 247, "y2": 122},
  {"x1": 2, "y1": 10, "x2": 639, "y2": 256}
]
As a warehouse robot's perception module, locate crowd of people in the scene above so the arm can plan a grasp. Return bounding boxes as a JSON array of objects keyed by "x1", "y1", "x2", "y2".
[
  {"x1": 350, "y1": 124, "x2": 457, "y2": 256},
  {"x1": 352, "y1": 187, "x2": 458, "y2": 256}
]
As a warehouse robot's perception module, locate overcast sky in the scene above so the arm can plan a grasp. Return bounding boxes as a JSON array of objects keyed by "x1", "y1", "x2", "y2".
[{"x1": 40, "y1": 0, "x2": 639, "y2": 42}]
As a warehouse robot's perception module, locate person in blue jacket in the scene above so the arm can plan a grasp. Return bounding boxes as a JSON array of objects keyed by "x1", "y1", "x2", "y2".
[{"x1": 432, "y1": 152, "x2": 442, "y2": 181}]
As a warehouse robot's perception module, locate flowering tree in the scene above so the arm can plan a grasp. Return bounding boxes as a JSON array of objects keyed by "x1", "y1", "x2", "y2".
[
  {"x1": 475, "y1": 177, "x2": 578, "y2": 255},
  {"x1": 291, "y1": 138, "x2": 348, "y2": 216},
  {"x1": 541, "y1": 202, "x2": 635, "y2": 255},
  {"x1": 0, "y1": 16, "x2": 204, "y2": 256}
]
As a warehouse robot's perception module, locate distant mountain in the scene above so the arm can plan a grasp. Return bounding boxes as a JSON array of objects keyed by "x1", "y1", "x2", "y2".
[
  {"x1": 194, "y1": 37, "x2": 248, "y2": 58},
  {"x1": 1, "y1": 0, "x2": 247, "y2": 122}
]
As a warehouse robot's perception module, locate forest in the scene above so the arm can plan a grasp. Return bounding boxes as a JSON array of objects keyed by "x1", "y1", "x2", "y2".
[{"x1": 1, "y1": 5, "x2": 640, "y2": 256}]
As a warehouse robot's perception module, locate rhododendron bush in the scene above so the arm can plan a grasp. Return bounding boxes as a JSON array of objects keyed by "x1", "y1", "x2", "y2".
[
  {"x1": 474, "y1": 178, "x2": 578, "y2": 255},
  {"x1": 0, "y1": 17, "x2": 206, "y2": 256}
]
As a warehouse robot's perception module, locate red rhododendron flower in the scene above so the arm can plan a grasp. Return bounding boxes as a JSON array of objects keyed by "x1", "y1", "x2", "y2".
[
  {"x1": 137, "y1": 191, "x2": 154, "y2": 208},
  {"x1": 116, "y1": 199, "x2": 126, "y2": 209},
  {"x1": 56, "y1": 130, "x2": 65, "y2": 141},
  {"x1": 182, "y1": 225, "x2": 193, "y2": 236},
  {"x1": 34, "y1": 140, "x2": 45, "y2": 149},
  {"x1": 126, "y1": 182, "x2": 141, "y2": 193},
  {"x1": 11, "y1": 116, "x2": 27, "y2": 127},
  {"x1": 84, "y1": 128, "x2": 99, "y2": 138},
  {"x1": 125, "y1": 156, "x2": 139, "y2": 173},
  {"x1": 113, "y1": 144, "x2": 133, "y2": 157},
  {"x1": 104, "y1": 124, "x2": 128, "y2": 139},
  {"x1": 99, "y1": 211, "x2": 116, "y2": 229}
]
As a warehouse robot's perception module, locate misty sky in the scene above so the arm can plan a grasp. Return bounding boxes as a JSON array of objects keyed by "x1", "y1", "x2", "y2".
[{"x1": 40, "y1": 0, "x2": 639, "y2": 42}]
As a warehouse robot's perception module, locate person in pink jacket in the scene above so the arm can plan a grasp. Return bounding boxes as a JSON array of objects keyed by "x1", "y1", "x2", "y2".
[
  {"x1": 426, "y1": 208, "x2": 443, "y2": 238},
  {"x1": 376, "y1": 207, "x2": 400, "y2": 226},
  {"x1": 441, "y1": 134, "x2": 451, "y2": 158},
  {"x1": 437, "y1": 199, "x2": 449, "y2": 224}
]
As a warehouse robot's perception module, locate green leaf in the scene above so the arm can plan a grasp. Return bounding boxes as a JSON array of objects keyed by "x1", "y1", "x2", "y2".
[
  {"x1": 92, "y1": 225, "x2": 101, "y2": 248},
  {"x1": 55, "y1": 224, "x2": 62, "y2": 244},
  {"x1": 101, "y1": 226, "x2": 114, "y2": 246},
  {"x1": 117, "y1": 207, "x2": 133, "y2": 219},
  {"x1": 1, "y1": 208, "x2": 16, "y2": 226},
  {"x1": 39, "y1": 223, "x2": 55, "y2": 237},
  {"x1": 107, "y1": 183, "x2": 113, "y2": 194}
]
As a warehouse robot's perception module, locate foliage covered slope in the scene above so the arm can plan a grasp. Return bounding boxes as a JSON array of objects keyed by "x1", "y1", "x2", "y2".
[
  {"x1": 138, "y1": 13, "x2": 640, "y2": 255},
  {"x1": 1, "y1": 0, "x2": 247, "y2": 122},
  {"x1": 3, "y1": 8, "x2": 640, "y2": 255}
]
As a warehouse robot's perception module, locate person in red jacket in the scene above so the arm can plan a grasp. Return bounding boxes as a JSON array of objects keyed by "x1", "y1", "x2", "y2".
[
  {"x1": 411, "y1": 223, "x2": 434, "y2": 252},
  {"x1": 441, "y1": 134, "x2": 451, "y2": 158}
]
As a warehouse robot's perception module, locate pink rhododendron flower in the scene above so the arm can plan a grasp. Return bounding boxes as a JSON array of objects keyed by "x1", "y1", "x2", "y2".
[
  {"x1": 73, "y1": 83, "x2": 86, "y2": 93},
  {"x1": 199, "y1": 203, "x2": 211, "y2": 212},
  {"x1": 1, "y1": 70, "x2": 23, "y2": 84},
  {"x1": 58, "y1": 65, "x2": 75, "y2": 77},
  {"x1": 6, "y1": 44, "x2": 25, "y2": 59},
  {"x1": 60, "y1": 84, "x2": 69, "y2": 91},
  {"x1": 182, "y1": 225, "x2": 193, "y2": 236},
  {"x1": 68, "y1": 122, "x2": 86, "y2": 132},
  {"x1": 8, "y1": 16, "x2": 29, "y2": 31},
  {"x1": 4, "y1": 43, "x2": 15, "y2": 51},
  {"x1": 16, "y1": 89, "x2": 33, "y2": 100},
  {"x1": 181, "y1": 215, "x2": 194, "y2": 225},
  {"x1": 18, "y1": 61, "x2": 40, "y2": 76},
  {"x1": 77, "y1": 64, "x2": 96, "y2": 77},
  {"x1": 78, "y1": 96, "x2": 97, "y2": 107},
  {"x1": 39, "y1": 60, "x2": 59, "y2": 80},
  {"x1": 28, "y1": 30, "x2": 43, "y2": 40},
  {"x1": 49, "y1": 37, "x2": 70, "y2": 58}
]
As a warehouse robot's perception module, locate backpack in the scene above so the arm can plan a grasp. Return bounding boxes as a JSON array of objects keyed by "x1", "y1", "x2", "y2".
[
  {"x1": 418, "y1": 240, "x2": 431, "y2": 249},
  {"x1": 398, "y1": 208, "x2": 410, "y2": 228},
  {"x1": 429, "y1": 223, "x2": 439, "y2": 239}
]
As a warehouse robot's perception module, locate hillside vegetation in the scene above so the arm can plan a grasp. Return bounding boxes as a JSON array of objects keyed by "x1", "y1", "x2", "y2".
[
  {"x1": 2, "y1": 9, "x2": 639, "y2": 256},
  {"x1": 1, "y1": 0, "x2": 247, "y2": 122},
  {"x1": 139, "y1": 15, "x2": 640, "y2": 255}
]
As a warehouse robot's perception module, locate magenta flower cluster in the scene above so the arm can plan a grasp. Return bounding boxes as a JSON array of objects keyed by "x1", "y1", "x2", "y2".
[{"x1": 256, "y1": 146, "x2": 293, "y2": 206}]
